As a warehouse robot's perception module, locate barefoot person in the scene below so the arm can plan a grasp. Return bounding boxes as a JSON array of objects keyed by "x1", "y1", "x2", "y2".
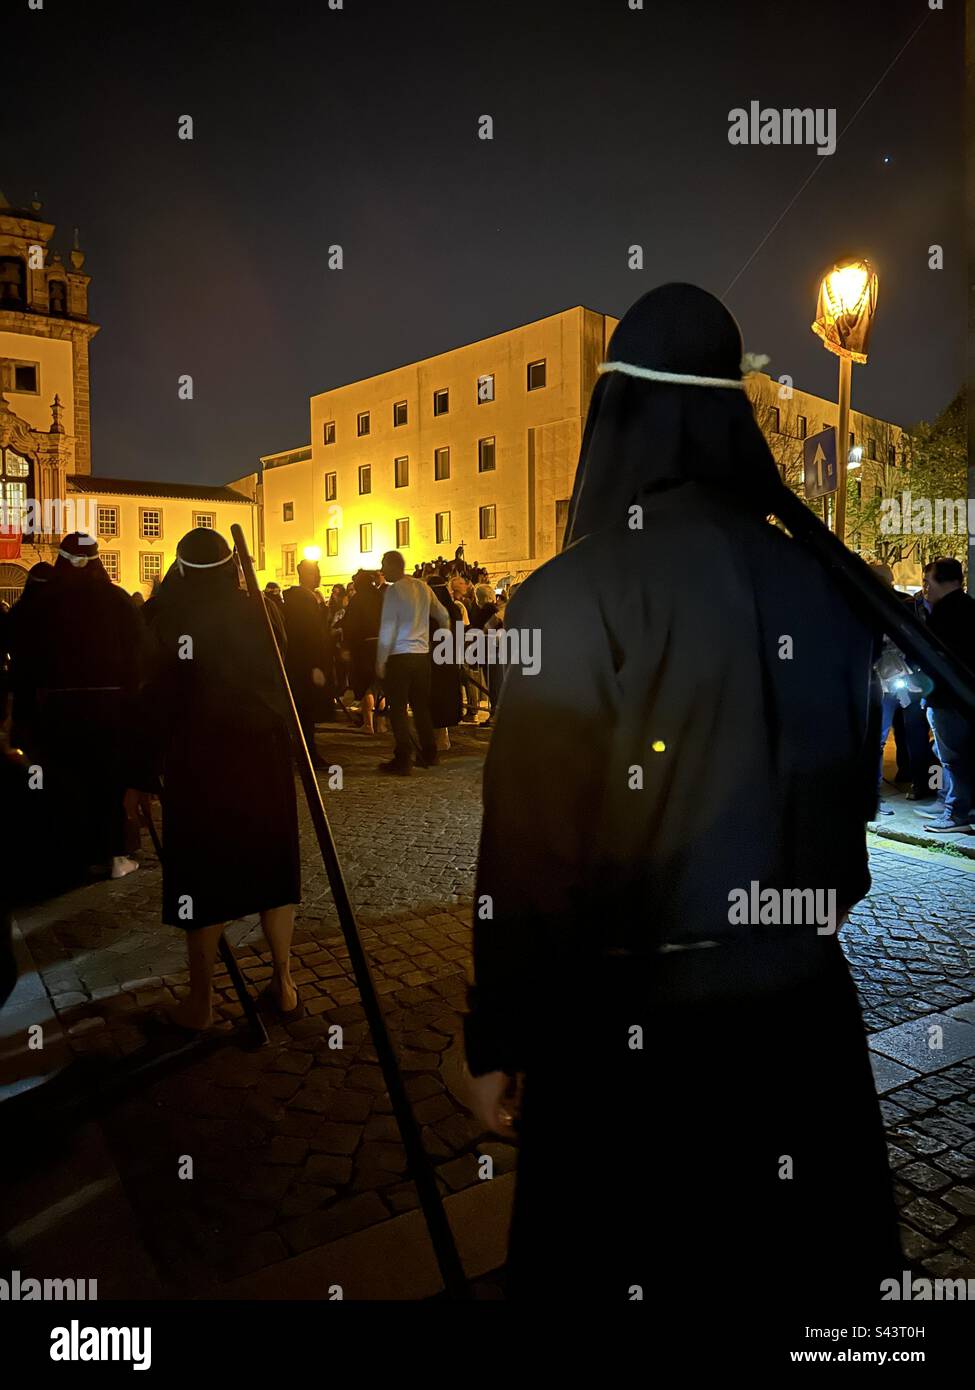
[{"x1": 131, "y1": 527, "x2": 301, "y2": 1030}]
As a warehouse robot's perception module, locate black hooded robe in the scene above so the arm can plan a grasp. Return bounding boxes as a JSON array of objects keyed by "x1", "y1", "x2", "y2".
[
  {"x1": 465, "y1": 285, "x2": 900, "y2": 1306},
  {"x1": 137, "y1": 575, "x2": 300, "y2": 930}
]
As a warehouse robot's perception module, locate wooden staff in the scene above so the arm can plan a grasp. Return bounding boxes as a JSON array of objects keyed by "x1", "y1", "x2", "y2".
[{"x1": 231, "y1": 524, "x2": 469, "y2": 1300}]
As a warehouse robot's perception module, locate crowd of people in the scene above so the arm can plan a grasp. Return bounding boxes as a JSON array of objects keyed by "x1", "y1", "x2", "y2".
[
  {"x1": 869, "y1": 557, "x2": 975, "y2": 834},
  {"x1": 3, "y1": 287, "x2": 975, "y2": 1304},
  {"x1": 259, "y1": 549, "x2": 518, "y2": 768}
]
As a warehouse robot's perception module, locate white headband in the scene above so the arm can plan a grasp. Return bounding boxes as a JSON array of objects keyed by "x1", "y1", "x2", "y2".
[
  {"x1": 597, "y1": 351, "x2": 769, "y2": 390},
  {"x1": 57, "y1": 549, "x2": 92, "y2": 566},
  {"x1": 176, "y1": 550, "x2": 234, "y2": 575}
]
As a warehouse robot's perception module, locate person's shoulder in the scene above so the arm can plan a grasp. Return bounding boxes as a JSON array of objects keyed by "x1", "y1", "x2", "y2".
[{"x1": 506, "y1": 534, "x2": 607, "y2": 626}]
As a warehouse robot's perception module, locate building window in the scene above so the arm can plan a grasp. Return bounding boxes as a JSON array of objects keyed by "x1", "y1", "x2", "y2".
[
  {"x1": 140, "y1": 507, "x2": 162, "y2": 539},
  {"x1": 479, "y1": 504, "x2": 497, "y2": 541},
  {"x1": 282, "y1": 501, "x2": 295, "y2": 523},
  {"x1": 888, "y1": 444, "x2": 897, "y2": 467},
  {"x1": 324, "y1": 420, "x2": 336, "y2": 445},
  {"x1": 396, "y1": 517, "x2": 410, "y2": 548},
  {"x1": 394, "y1": 456, "x2": 409, "y2": 488},
  {"x1": 478, "y1": 436, "x2": 496, "y2": 472},
  {"x1": 357, "y1": 411, "x2": 370, "y2": 437},
  {"x1": 527, "y1": 359, "x2": 547, "y2": 391},
  {"x1": 477, "y1": 373, "x2": 495, "y2": 404},
  {"x1": 358, "y1": 464, "x2": 372, "y2": 495},
  {"x1": 282, "y1": 545, "x2": 296, "y2": 577},
  {"x1": 435, "y1": 511, "x2": 451, "y2": 545},
  {"x1": 140, "y1": 552, "x2": 164, "y2": 585},
  {"x1": 326, "y1": 527, "x2": 339, "y2": 557},
  {"x1": 849, "y1": 431, "x2": 856, "y2": 450},
  {"x1": 0, "y1": 258, "x2": 26, "y2": 309},
  {"x1": 867, "y1": 437, "x2": 877, "y2": 462},
  {"x1": 12, "y1": 362, "x2": 39, "y2": 394},
  {"x1": 359, "y1": 523, "x2": 373, "y2": 553},
  {"x1": 554, "y1": 498, "x2": 571, "y2": 552},
  {"x1": 796, "y1": 415, "x2": 807, "y2": 439},
  {"x1": 97, "y1": 505, "x2": 119, "y2": 537},
  {"x1": 394, "y1": 400, "x2": 408, "y2": 427},
  {"x1": 433, "y1": 388, "x2": 449, "y2": 416},
  {"x1": 194, "y1": 512, "x2": 216, "y2": 529},
  {"x1": 48, "y1": 280, "x2": 68, "y2": 315},
  {"x1": 325, "y1": 472, "x2": 337, "y2": 501},
  {"x1": 434, "y1": 447, "x2": 450, "y2": 481},
  {"x1": 101, "y1": 551, "x2": 120, "y2": 583},
  {"x1": 0, "y1": 447, "x2": 32, "y2": 534}
]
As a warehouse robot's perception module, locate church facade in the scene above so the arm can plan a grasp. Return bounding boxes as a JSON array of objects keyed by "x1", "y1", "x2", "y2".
[{"x1": 0, "y1": 192, "x2": 256, "y2": 606}]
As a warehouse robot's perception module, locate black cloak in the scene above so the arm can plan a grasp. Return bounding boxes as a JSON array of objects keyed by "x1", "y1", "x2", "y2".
[
  {"x1": 135, "y1": 529, "x2": 300, "y2": 929},
  {"x1": 465, "y1": 285, "x2": 898, "y2": 1305}
]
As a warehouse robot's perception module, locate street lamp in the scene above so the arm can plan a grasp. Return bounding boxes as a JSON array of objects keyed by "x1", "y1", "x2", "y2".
[
  {"x1": 303, "y1": 544, "x2": 322, "y2": 563},
  {"x1": 811, "y1": 256, "x2": 878, "y2": 544}
]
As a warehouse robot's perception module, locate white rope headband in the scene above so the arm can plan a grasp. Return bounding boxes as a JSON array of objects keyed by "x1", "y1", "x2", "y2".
[
  {"x1": 58, "y1": 548, "x2": 96, "y2": 566},
  {"x1": 597, "y1": 351, "x2": 769, "y2": 390},
  {"x1": 176, "y1": 550, "x2": 234, "y2": 575}
]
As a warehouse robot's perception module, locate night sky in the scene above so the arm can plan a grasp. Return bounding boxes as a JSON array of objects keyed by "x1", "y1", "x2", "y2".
[{"x1": 5, "y1": 0, "x2": 965, "y2": 487}]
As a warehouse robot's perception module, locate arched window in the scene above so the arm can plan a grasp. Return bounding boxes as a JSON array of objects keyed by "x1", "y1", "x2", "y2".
[
  {"x1": 0, "y1": 258, "x2": 27, "y2": 309},
  {"x1": 0, "y1": 447, "x2": 33, "y2": 535},
  {"x1": 48, "y1": 279, "x2": 68, "y2": 315},
  {"x1": 0, "y1": 562, "x2": 28, "y2": 608}
]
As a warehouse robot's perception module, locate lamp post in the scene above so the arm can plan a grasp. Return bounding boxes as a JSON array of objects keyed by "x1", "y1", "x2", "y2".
[{"x1": 811, "y1": 257, "x2": 878, "y2": 545}]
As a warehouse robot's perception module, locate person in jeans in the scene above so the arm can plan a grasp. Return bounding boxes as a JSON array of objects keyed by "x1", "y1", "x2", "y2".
[
  {"x1": 375, "y1": 550, "x2": 449, "y2": 775},
  {"x1": 920, "y1": 557, "x2": 975, "y2": 834}
]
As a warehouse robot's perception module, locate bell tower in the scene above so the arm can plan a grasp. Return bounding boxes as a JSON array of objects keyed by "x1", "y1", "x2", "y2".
[{"x1": 0, "y1": 190, "x2": 99, "y2": 474}]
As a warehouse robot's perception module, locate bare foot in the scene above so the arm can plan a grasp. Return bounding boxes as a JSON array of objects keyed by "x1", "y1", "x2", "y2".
[
  {"x1": 169, "y1": 998, "x2": 213, "y2": 1031},
  {"x1": 274, "y1": 976, "x2": 298, "y2": 1014}
]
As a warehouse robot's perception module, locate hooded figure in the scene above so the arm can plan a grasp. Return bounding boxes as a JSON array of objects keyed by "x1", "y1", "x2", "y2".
[
  {"x1": 9, "y1": 536, "x2": 146, "y2": 885},
  {"x1": 133, "y1": 527, "x2": 301, "y2": 1029},
  {"x1": 465, "y1": 285, "x2": 898, "y2": 1304}
]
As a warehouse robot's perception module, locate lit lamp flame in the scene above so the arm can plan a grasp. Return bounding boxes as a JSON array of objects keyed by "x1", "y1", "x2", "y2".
[
  {"x1": 303, "y1": 545, "x2": 322, "y2": 562},
  {"x1": 811, "y1": 257, "x2": 878, "y2": 364}
]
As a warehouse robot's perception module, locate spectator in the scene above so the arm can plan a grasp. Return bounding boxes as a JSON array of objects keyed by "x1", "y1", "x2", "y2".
[
  {"x1": 282, "y1": 559, "x2": 330, "y2": 769},
  {"x1": 920, "y1": 557, "x2": 975, "y2": 834},
  {"x1": 375, "y1": 550, "x2": 449, "y2": 775}
]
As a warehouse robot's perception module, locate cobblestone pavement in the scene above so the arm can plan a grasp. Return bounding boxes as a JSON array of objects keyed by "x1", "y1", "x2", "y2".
[{"x1": 6, "y1": 720, "x2": 975, "y2": 1294}]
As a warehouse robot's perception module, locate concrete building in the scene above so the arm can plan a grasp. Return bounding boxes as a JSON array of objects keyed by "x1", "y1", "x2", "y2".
[
  {"x1": 0, "y1": 191, "x2": 256, "y2": 605},
  {"x1": 232, "y1": 307, "x2": 909, "y2": 589}
]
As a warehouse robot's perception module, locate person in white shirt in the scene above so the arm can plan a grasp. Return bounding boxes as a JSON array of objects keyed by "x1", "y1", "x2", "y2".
[{"x1": 376, "y1": 550, "x2": 450, "y2": 774}]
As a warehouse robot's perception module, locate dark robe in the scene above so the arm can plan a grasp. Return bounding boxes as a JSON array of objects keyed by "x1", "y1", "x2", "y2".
[
  {"x1": 343, "y1": 585, "x2": 383, "y2": 700},
  {"x1": 136, "y1": 578, "x2": 300, "y2": 930},
  {"x1": 283, "y1": 585, "x2": 330, "y2": 723},
  {"x1": 465, "y1": 284, "x2": 899, "y2": 1306},
  {"x1": 428, "y1": 583, "x2": 463, "y2": 728},
  {"x1": 9, "y1": 560, "x2": 147, "y2": 873}
]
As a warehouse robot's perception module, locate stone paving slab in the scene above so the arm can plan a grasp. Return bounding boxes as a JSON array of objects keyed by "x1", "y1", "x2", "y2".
[
  {"x1": 5, "y1": 719, "x2": 975, "y2": 1293},
  {"x1": 869, "y1": 1013, "x2": 975, "y2": 1073}
]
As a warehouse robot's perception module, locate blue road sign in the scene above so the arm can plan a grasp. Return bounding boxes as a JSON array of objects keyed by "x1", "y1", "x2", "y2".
[{"x1": 803, "y1": 426, "x2": 837, "y2": 499}]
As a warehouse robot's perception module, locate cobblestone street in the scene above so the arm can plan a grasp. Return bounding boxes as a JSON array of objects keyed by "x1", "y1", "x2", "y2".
[{"x1": 2, "y1": 721, "x2": 974, "y2": 1298}]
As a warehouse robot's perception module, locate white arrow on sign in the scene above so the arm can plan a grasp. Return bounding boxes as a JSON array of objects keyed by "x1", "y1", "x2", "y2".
[{"x1": 812, "y1": 442, "x2": 828, "y2": 489}]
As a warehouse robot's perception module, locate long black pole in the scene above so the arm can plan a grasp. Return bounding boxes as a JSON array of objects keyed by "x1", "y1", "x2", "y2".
[
  {"x1": 231, "y1": 524, "x2": 469, "y2": 1299},
  {"x1": 773, "y1": 484, "x2": 975, "y2": 719}
]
